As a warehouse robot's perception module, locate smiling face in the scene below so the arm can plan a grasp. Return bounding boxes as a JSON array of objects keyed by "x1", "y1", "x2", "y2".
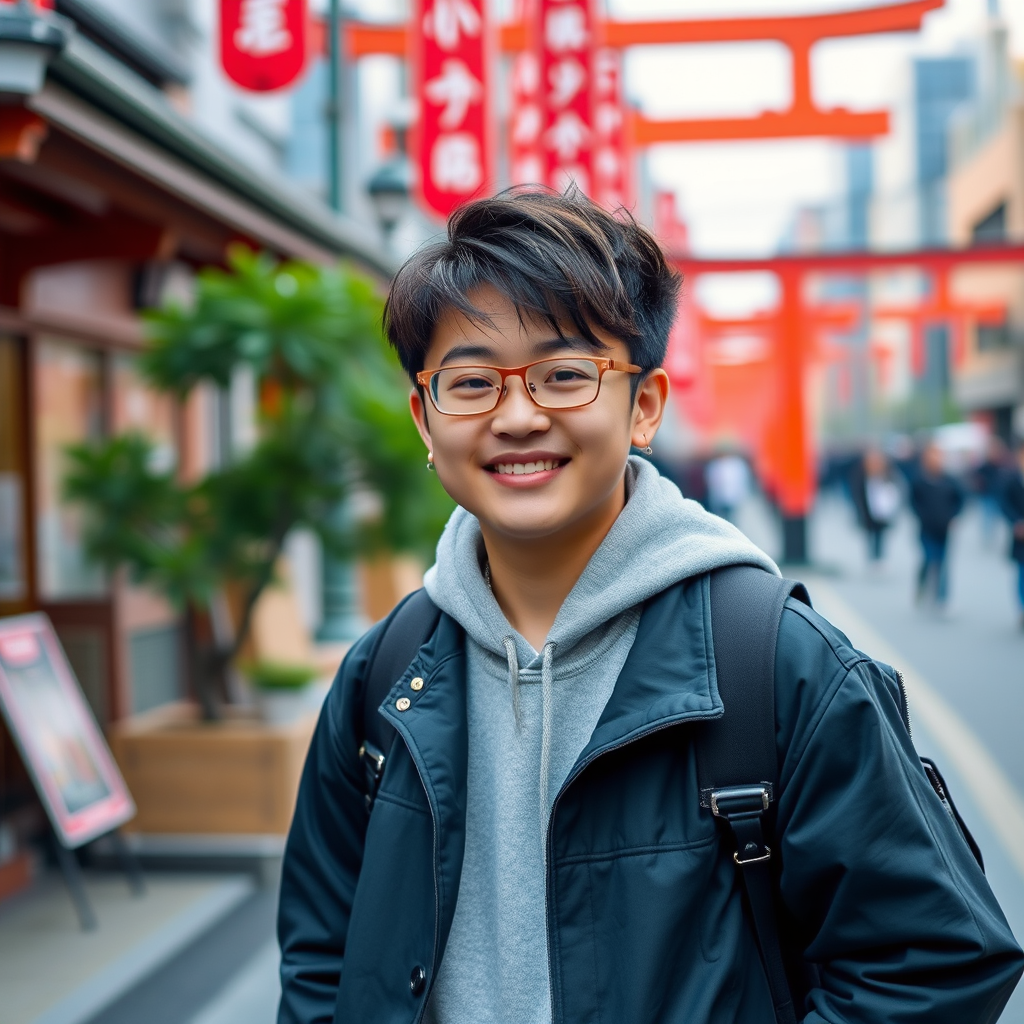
[{"x1": 410, "y1": 285, "x2": 668, "y2": 546}]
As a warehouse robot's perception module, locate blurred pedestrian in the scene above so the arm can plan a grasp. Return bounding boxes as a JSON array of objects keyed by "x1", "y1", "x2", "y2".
[
  {"x1": 705, "y1": 450, "x2": 750, "y2": 522},
  {"x1": 910, "y1": 442, "x2": 964, "y2": 609},
  {"x1": 1001, "y1": 441, "x2": 1024, "y2": 629},
  {"x1": 974, "y1": 435, "x2": 1010, "y2": 547},
  {"x1": 849, "y1": 447, "x2": 901, "y2": 562}
]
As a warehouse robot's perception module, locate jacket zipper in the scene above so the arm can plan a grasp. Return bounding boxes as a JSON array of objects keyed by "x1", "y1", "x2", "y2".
[
  {"x1": 388, "y1": 722, "x2": 441, "y2": 1024},
  {"x1": 543, "y1": 710, "x2": 721, "y2": 1024},
  {"x1": 894, "y1": 668, "x2": 912, "y2": 736}
]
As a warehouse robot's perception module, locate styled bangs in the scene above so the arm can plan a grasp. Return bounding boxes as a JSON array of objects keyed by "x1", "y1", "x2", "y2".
[{"x1": 383, "y1": 186, "x2": 681, "y2": 381}]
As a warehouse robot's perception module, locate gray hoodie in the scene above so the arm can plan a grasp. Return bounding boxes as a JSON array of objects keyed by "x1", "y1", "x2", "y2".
[{"x1": 422, "y1": 456, "x2": 777, "y2": 1024}]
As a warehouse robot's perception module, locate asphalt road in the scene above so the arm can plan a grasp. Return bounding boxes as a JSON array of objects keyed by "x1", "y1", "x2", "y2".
[{"x1": 90, "y1": 492, "x2": 1024, "y2": 1024}]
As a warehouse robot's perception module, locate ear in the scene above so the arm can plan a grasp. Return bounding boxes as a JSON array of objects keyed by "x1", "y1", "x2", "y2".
[
  {"x1": 410, "y1": 388, "x2": 433, "y2": 451},
  {"x1": 630, "y1": 369, "x2": 670, "y2": 449}
]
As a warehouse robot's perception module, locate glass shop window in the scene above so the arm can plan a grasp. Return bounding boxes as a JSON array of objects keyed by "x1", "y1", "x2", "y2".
[
  {"x1": 111, "y1": 353, "x2": 177, "y2": 470},
  {"x1": 0, "y1": 337, "x2": 27, "y2": 609},
  {"x1": 34, "y1": 338, "x2": 107, "y2": 599}
]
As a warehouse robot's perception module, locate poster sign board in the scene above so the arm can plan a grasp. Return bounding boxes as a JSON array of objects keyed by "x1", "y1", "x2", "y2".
[{"x1": 0, "y1": 614, "x2": 134, "y2": 849}]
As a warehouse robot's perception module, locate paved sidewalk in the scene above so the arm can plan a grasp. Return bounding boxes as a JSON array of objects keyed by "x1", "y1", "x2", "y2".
[{"x1": 1, "y1": 872, "x2": 252, "y2": 1024}]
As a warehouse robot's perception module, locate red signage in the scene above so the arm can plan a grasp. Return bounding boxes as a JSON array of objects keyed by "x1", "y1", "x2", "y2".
[
  {"x1": 221, "y1": 0, "x2": 307, "y2": 92},
  {"x1": 592, "y1": 47, "x2": 632, "y2": 210},
  {"x1": 508, "y1": 0, "x2": 542, "y2": 186},
  {"x1": 538, "y1": 0, "x2": 596, "y2": 194},
  {"x1": 413, "y1": 0, "x2": 494, "y2": 219}
]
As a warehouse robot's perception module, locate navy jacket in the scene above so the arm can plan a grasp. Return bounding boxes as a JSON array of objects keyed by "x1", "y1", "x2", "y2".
[
  {"x1": 1002, "y1": 471, "x2": 1024, "y2": 563},
  {"x1": 278, "y1": 575, "x2": 1023, "y2": 1023}
]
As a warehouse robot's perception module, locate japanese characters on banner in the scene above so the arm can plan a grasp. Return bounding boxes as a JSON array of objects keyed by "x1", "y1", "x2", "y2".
[
  {"x1": 592, "y1": 48, "x2": 632, "y2": 210},
  {"x1": 538, "y1": 0, "x2": 596, "y2": 195},
  {"x1": 508, "y1": 0, "x2": 542, "y2": 186},
  {"x1": 413, "y1": 0, "x2": 494, "y2": 219},
  {"x1": 221, "y1": 0, "x2": 307, "y2": 92}
]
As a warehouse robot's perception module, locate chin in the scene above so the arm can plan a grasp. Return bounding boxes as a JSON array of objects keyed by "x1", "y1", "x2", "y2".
[{"x1": 478, "y1": 503, "x2": 572, "y2": 541}]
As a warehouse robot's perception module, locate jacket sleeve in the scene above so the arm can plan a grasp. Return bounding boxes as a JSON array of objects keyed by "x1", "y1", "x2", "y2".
[
  {"x1": 277, "y1": 625, "x2": 381, "y2": 1024},
  {"x1": 773, "y1": 601, "x2": 1024, "y2": 1024}
]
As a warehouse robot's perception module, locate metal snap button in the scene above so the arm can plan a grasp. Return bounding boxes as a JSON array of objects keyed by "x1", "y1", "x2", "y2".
[
  {"x1": 396, "y1": 697, "x2": 411, "y2": 712},
  {"x1": 410, "y1": 964, "x2": 426, "y2": 996},
  {"x1": 410, "y1": 676, "x2": 424, "y2": 691}
]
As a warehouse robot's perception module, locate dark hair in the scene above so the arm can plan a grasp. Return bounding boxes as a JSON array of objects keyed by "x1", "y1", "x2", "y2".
[{"x1": 382, "y1": 186, "x2": 681, "y2": 388}]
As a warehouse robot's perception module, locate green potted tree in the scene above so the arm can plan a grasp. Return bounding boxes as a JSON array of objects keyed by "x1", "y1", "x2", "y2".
[
  {"x1": 242, "y1": 660, "x2": 321, "y2": 725},
  {"x1": 62, "y1": 248, "x2": 452, "y2": 836},
  {"x1": 65, "y1": 247, "x2": 450, "y2": 721}
]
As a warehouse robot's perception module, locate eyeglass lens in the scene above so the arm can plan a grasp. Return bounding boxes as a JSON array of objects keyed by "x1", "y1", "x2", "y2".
[{"x1": 429, "y1": 359, "x2": 602, "y2": 414}]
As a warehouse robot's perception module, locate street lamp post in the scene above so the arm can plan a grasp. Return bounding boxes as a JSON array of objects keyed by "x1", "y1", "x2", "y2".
[
  {"x1": 0, "y1": 0, "x2": 72, "y2": 95},
  {"x1": 366, "y1": 157, "x2": 412, "y2": 251},
  {"x1": 316, "y1": 0, "x2": 367, "y2": 644},
  {"x1": 326, "y1": 0, "x2": 343, "y2": 213}
]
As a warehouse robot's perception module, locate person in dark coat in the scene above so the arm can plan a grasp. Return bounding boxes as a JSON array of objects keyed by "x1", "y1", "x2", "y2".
[
  {"x1": 849, "y1": 447, "x2": 901, "y2": 562},
  {"x1": 1002, "y1": 441, "x2": 1024, "y2": 628},
  {"x1": 975, "y1": 435, "x2": 1010, "y2": 546},
  {"x1": 910, "y1": 441, "x2": 964, "y2": 608}
]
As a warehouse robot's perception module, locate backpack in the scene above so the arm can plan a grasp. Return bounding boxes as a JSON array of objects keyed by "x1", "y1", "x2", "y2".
[{"x1": 355, "y1": 565, "x2": 984, "y2": 1024}]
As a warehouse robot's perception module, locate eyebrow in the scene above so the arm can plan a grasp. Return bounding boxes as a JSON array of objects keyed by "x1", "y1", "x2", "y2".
[{"x1": 438, "y1": 334, "x2": 606, "y2": 367}]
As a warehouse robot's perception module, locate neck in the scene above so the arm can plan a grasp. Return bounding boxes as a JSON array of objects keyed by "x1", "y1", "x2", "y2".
[{"x1": 481, "y1": 477, "x2": 627, "y2": 651}]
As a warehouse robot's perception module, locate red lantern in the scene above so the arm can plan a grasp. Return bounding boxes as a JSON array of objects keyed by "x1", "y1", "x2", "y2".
[
  {"x1": 412, "y1": 0, "x2": 494, "y2": 220},
  {"x1": 220, "y1": 0, "x2": 307, "y2": 92}
]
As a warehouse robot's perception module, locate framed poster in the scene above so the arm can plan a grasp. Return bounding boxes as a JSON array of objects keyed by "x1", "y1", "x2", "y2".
[{"x1": 0, "y1": 614, "x2": 134, "y2": 848}]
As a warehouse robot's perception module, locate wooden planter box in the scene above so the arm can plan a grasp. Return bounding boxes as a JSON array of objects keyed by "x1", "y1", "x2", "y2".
[{"x1": 109, "y1": 703, "x2": 317, "y2": 835}]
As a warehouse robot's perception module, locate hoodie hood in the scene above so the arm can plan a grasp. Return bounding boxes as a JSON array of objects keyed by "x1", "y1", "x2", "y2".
[{"x1": 424, "y1": 455, "x2": 778, "y2": 668}]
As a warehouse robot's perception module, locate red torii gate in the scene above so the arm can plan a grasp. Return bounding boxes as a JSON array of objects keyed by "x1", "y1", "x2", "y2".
[
  {"x1": 337, "y1": 1, "x2": 1024, "y2": 563},
  {"x1": 340, "y1": 0, "x2": 942, "y2": 143},
  {"x1": 674, "y1": 244, "x2": 1024, "y2": 560}
]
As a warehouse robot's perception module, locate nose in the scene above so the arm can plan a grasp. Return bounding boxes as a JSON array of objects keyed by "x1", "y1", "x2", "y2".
[{"x1": 490, "y1": 374, "x2": 550, "y2": 436}]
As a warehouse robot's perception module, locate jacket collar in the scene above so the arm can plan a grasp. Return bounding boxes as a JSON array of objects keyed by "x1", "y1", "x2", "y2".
[
  {"x1": 580, "y1": 573, "x2": 724, "y2": 763},
  {"x1": 380, "y1": 574, "x2": 723, "y2": 793}
]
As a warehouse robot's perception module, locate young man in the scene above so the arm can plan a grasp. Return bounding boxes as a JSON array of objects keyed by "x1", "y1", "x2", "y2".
[{"x1": 278, "y1": 189, "x2": 1022, "y2": 1023}]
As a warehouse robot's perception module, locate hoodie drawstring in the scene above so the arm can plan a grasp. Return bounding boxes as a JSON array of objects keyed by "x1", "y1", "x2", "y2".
[
  {"x1": 539, "y1": 641, "x2": 556, "y2": 842},
  {"x1": 503, "y1": 636, "x2": 521, "y2": 729}
]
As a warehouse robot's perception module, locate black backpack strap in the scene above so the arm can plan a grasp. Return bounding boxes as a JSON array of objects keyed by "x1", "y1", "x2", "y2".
[
  {"x1": 698, "y1": 565, "x2": 810, "y2": 1024},
  {"x1": 359, "y1": 588, "x2": 440, "y2": 811}
]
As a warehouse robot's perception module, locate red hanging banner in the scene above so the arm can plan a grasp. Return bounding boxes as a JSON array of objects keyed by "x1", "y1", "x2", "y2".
[
  {"x1": 412, "y1": 0, "x2": 494, "y2": 219},
  {"x1": 592, "y1": 47, "x2": 633, "y2": 210},
  {"x1": 538, "y1": 0, "x2": 595, "y2": 194},
  {"x1": 220, "y1": 0, "x2": 307, "y2": 93},
  {"x1": 508, "y1": 0, "x2": 543, "y2": 186}
]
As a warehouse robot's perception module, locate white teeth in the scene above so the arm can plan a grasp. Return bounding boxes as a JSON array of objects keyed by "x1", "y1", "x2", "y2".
[{"x1": 494, "y1": 460, "x2": 563, "y2": 475}]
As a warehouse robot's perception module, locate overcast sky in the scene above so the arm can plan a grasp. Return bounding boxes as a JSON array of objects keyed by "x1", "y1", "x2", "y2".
[{"x1": 607, "y1": 0, "x2": 1024, "y2": 257}]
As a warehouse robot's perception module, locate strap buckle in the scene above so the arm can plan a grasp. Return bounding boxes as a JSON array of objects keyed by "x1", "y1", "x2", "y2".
[
  {"x1": 708, "y1": 783, "x2": 772, "y2": 818},
  {"x1": 359, "y1": 741, "x2": 387, "y2": 812},
  {"x1": 734, "y1": 845, "x2": 772, "y2": 866},
  {"x1": 708, "y1": 784, "x2": 773, "y2": 867}
]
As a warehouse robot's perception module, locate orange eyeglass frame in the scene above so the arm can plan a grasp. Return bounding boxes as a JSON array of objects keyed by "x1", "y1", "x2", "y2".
[{"x1": 415, "y1": 357, "x2": 642, "y2": 414}]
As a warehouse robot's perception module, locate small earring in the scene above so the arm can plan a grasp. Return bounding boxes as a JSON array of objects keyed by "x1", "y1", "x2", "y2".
[
  {"x1": 640, "y1": 434, "x2": 653, "y2": 456},
  {"x1": 427, "y1": 451, "x2": 435, "y2": 471}
]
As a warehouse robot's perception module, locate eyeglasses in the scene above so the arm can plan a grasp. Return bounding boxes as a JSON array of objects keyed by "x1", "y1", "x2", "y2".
[{"x1": 415, "y1": 357, "x2": 641, "y2": 416}]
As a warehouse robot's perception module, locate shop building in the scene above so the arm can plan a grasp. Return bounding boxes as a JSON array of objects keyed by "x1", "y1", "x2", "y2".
[{"x1": 0, "y1": 3, "x2": 391, "y2": 854}]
